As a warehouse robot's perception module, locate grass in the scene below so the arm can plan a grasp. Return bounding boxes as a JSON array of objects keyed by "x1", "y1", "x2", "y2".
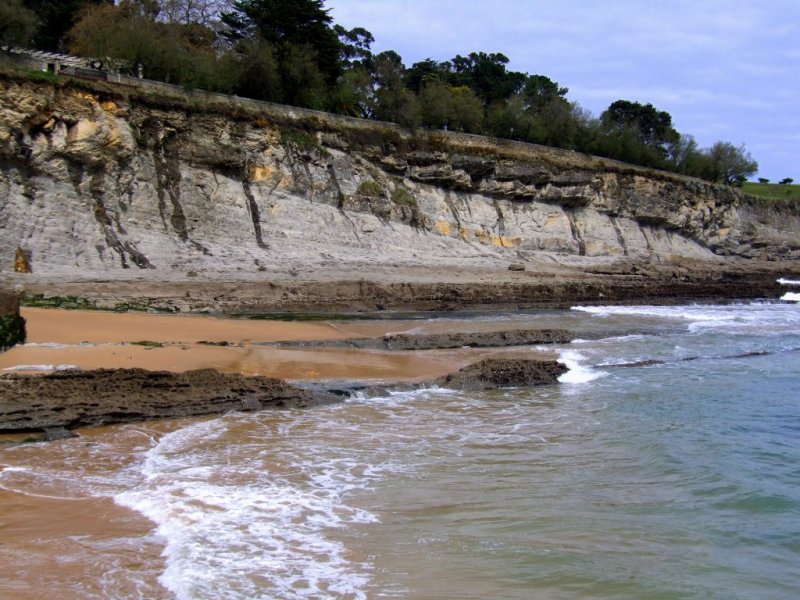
[
  {"x1": 742, "y1": 181, "x2": 800, "y2": 204},
  {"x1": 357, "y1": 179, "x2": 384, "y2": 198}
]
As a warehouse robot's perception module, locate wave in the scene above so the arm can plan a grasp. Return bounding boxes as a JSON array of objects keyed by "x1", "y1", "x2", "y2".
[
  {"x1": 557, "y1": 350, "x2": 607, "y2": 383},
  {"x1": 114, "y1": 417, "x2": 376, "y2": 599},
  {"x1": 778, "y1": 278, "x2": 800, "y2": 286},
  {"x1": 571, "y1": 302, "x2": 800, "y2": 333},
  {"x1": 782, "y1": 292, "x2": 800, "y2": 303}
]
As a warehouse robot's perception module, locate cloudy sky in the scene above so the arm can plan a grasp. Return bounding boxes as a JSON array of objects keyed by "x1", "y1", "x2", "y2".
[{"x1": 328, "y1": 0, "x2": 798, "y2": 181}]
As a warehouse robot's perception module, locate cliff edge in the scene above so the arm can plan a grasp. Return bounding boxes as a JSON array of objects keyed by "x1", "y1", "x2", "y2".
[{"x1": 1, "y1": 73, "x2": 798, "y2": 310}]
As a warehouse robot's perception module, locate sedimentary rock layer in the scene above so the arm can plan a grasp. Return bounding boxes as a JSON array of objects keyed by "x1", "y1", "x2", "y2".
[{"x1": 1, "y1": 73, "x2": 798, "y2": 285}]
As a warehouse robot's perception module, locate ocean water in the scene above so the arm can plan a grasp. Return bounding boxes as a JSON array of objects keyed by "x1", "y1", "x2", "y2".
[{"x1": 2, "y1": 299, "x2": 800, "y2": 599}]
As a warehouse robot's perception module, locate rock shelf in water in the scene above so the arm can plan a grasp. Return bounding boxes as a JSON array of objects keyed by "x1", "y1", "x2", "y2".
[
  {"x1": 0, "y1": 368, "x2": 336, "y2": 436},
  {"x1": 0, "y1": 358, "x2": 566, "y2": 438},
  {"x1": 269, "y1": 328, "x2": 573, "y2": 350}
]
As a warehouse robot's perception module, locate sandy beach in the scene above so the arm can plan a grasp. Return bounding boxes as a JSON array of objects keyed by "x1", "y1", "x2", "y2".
[{"x1": 0, "y1": 307, "x2": 559, "y2": 382}]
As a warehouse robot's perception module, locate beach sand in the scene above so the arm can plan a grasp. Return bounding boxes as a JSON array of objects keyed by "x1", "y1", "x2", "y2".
[
  {"x1": 0, "y1": 308, "x2": 556, "y2": 380},
  {"x1": 0, "y1": 307, "x2": 561, "y2": 596}
]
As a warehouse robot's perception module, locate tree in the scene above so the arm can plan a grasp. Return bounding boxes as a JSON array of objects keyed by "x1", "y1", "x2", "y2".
[
  {"x1": 780, "y1": 177, "x2": 794, "y2": 185},
  {"x1": 157, "y1": 0, "x2": 229, "y2": 25},
  {"x1": 758, "y1": 177, "x2": 769, "y2": 184},
  {"x1": 448, "y1": 51, "x2": 526, "y2": 107},
  {"x1": 334, "y1": 24, "x2": 373, "y2": 69},
  {"x1": 221, "y1": 0, "x2": 341, "y2": 84},
  {"x1": 601, "y1": 100, "x2": 678, "y2": 157},
  {"x1": 520, "y1": 74, "x2": 568, "y2": 111},
  {"x1": 0, "y1": 0, "x2": 37, "y2": 47},
  {"x1": 370, "y1": 50, "x2": 420, "y2": 128},
  {"x1": 68, "y1": 3, "x2": 232, "y2": 90},
  {"x1": 708, "y1": 141, "x2": 758, "y2": 186},
  {"x1": 23, "y1": 0, "x2": 113, "y2": 51},
  {"x1": 419, "y1": 79, "x2": 482, "y2": 132}
]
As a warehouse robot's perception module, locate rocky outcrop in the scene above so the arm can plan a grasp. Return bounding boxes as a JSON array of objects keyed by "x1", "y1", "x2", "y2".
[
  {"x1": 433, "y1": 358, "x2": 567, "y2": 390},
  {"x1": 271, "y1": 328, "x2": 573, "y2": 349},
  {"x1": 1, "y1": 73, "x2": 798, "y2": 283},
  {"x1": 0, "y1": 368, "x2": 336, "y2": 434},
  {"x1": 0, "y1": 288, "x2": 25, "y2": 349}
]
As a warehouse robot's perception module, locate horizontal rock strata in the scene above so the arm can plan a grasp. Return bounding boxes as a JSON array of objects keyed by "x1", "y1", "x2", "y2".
[{"x1": 1, "y1": 73, "x2": 799, "y2": 287}]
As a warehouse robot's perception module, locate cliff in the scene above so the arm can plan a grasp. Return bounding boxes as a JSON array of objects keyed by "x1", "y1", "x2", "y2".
[{"x1": 1, "y1": 72, "x2": 798, "y2": 310}]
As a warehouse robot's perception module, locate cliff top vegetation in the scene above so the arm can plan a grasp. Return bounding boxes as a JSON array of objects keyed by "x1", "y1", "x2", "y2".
[{"x1": 2, "y1": 0, "x2": 763, "y2": 187}]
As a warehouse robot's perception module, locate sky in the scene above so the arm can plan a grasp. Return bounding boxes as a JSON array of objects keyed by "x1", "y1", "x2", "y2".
[{"x1": 327, "y1": 0, "x2": 799, "y2": 182}]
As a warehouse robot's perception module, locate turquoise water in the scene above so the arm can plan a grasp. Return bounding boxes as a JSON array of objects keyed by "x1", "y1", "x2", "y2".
[{"x1": 2, "y1": 301, "x2": 799, "y2": 598}]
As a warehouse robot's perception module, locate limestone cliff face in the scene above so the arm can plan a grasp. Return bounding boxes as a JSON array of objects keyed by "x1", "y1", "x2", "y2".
[{"x1": 1, "y1": 76, "x2": 798, "y2": 277}]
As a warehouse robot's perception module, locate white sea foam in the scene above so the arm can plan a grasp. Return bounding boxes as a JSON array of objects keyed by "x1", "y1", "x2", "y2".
[
  {"x1": 572, "y1": 302, "x2": 800, "y2": 333},
  {"x1": 1, "y1": 364, "x2": 80, "y2": 372},
  {"x1": 778, "y1": 278, "x2": 800, "y2": 285},
  {"x1": 114, "y1": 417, "x2": 377, "y2": 599},
  {"x1": 557, "y1": 350, "x2": 607, "y2": 383},
  {"x1": 782, "y1": 292, "x2": 800, "y2": 302}
]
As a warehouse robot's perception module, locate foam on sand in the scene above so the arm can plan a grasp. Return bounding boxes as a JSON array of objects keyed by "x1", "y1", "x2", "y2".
[{"x1": 114, "y1": 417, "x2": 377, "y2": 599}]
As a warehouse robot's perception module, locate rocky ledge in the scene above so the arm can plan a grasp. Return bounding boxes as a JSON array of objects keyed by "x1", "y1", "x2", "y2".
[
  {"x1": 271, "y1": 329, "x2": 573, "y2": 350},
  {"x1": 0, "y1": 358, "x2": 566, "y2": 440},
  {"x1": 0, "y1": 368, "x2": 336, "y2": 438},
  {"x1": 433, "y1": 358, "x2": 567, "y2": 390}
]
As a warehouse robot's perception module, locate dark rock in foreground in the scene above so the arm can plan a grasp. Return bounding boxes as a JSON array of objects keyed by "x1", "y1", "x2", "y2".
[
  {"x1": 273, "y1": 329, "x2": 573, "y2": 350},
  {"x1": 0, "y1": 358, "x2": 567, "y2": 441},
  {"x1": 434, "y1": 358, "x2": 567, "y2": 390},
  {"x1": 0, "y1": 368, "x2": 335, "y2": 434}
]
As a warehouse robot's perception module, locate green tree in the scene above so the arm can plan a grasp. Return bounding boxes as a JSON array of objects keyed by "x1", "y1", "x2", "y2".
[
  {"x1": 0, "y1": 0, "x2": 37, "y2": 48},
  {"x1": 419, "y1": 79, "x2": 483, "y2": 132},
  {"x1": 448, "y1": 51, "x2": 526, "y2": 107},
  {"x1": 221, "y1": 0, "x2": 341, "y2": 84},
  {"x1": 708, "y1": 141, "x2": 758, "y2": 186},
  {"x1": 520, "y1": 74, "x2": 568, "y2": 111},
  {"x1": 334, "y1": 24, "x2": 373, "y2": 69},
  {"x1": 601, "y1": 100, "x2": 678, "y2": 157},
  {"x1": 370, "y1": 50, "x2": 419, "y2": 128},
  {"x1": 23, "y1": 0, "x2": 112, "y2": 51},
  {"x1": 68, "y1": 2, "x2": 233, "y2": 91}
]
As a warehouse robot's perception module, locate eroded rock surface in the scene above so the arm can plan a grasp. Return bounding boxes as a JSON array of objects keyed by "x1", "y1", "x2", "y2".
[
  {"x1": 272, "y1": 328, "x2": 573, "y2": 349},
  {"x1": 433, "y1": 358, "x2": 567, "y2": 390},
  {"x1": 1, "y1": 74, "x2": 798, "y2": 285},
  {"x1": 0, "y1": 368, "x2": 335, "y2": 433}
]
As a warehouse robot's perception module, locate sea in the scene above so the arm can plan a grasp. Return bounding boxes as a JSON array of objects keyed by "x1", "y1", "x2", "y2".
[{"x1": 2, "y1": 291, "x2": 800, "y2": 599}]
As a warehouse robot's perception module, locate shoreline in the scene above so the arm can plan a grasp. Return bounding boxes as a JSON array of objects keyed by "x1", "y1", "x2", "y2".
[{"x1": 7, "y1": 260, "x2": 797, "y2": 314}]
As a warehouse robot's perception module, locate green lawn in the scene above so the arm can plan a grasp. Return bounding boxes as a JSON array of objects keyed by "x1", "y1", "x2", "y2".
[{"x1": 742, "y1": 181, "x2": 800, "y2": 204}]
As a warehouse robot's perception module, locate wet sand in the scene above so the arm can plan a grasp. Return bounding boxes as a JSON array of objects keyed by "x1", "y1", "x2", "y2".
[
  {"x1": 0, "y1": 308, "x2": 557, "y2": 380},
  {"x1": 0, "y1": 421, "x2": 194, "y2": 599},
  {"x1": 0, "y1": 307, "x2": 560, "y2": 597}
]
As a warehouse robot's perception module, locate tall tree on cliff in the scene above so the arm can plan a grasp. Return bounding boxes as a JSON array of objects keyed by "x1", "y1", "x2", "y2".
[
  {"x1": 22, "y1": 0, "x2": 112, "y2": 51},
  {"x1": 68, "y1": 1, "x2": 234, "y2": 91},
  {"x1": 221, "y1": 0, "x2": 342, "y2": 107},
  {"x1": 708, "y1": 141, "x2": 758, "y2": 186},
  {"x1": 0, "y1": 0, "x2": 37, "y2": 48}
]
